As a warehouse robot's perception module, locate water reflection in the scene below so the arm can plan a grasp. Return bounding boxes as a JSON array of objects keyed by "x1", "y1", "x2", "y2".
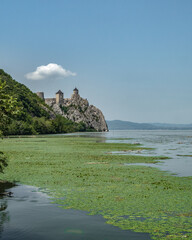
[
  {"x1": 0, "y1": 200, "x2": 9, "y2": 239},
  {"x1": 0, "y1": 185, "x2": 151, "y2": 240}
]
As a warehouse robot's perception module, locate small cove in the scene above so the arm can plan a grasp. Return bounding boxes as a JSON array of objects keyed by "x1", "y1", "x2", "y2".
[{"x1": 0, "y1": 184, "x2": 151, "y2": 240}]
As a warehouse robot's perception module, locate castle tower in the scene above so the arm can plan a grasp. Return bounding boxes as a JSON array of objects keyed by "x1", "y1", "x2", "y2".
[
  {"x1": 73, "y1": 87, "x2": 79, "y2": 95},
  {"x1": 36, "y1": 92, "x2": 44, "y2": 100},
  {"x1": 56, "y1": 90, "x2": 64, "y2": 104}
]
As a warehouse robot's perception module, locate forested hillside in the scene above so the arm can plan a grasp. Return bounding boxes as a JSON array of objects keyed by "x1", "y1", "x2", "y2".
[{"x1": 0, "y1": 69, "x2": 86, "y2": 135}]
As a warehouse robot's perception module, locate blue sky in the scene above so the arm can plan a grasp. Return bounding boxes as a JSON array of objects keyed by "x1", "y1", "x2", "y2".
[{"x1": 1, "y1": 0, "x2": 192, "y2": 123}]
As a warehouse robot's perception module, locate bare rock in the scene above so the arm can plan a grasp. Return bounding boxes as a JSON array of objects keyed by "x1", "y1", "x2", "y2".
[{"x1": 46, "y1": 92, "x2": 108, "y2": 132}]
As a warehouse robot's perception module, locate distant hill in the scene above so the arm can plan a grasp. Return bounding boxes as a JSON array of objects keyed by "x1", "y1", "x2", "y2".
[
  {"x1": 152, "y1": 123, "x2": 192, "y2": 129},
  {"x1": 107, "y1": 120, "x2": 192, "y2": 130}
]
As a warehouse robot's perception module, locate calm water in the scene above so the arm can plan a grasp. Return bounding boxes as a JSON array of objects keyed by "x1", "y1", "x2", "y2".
[
  {"x1": 0, "y1": 185, "x2": 150, "y2": 240},
  {"x1": 68, "y1": 130, "x2": 192, "y2": 177},
  {"x1": 1, "y1": 130, "x2": 191, "y2": 239}
]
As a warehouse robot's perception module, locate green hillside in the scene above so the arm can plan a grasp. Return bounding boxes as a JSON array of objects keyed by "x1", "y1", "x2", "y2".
[{"x1": 0, "y1": 69, "x2": 86, "y2": 135}]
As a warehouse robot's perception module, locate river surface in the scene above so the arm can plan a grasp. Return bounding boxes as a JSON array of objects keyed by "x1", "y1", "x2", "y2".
[
  {"x1": 0, "y1": 185, "x2": 150, "y2": 240},
  {"x1": 1, "y1": 130, "x2": 191, "y2": 239},
  {"x1": 69, "y1": 130, "x2": 192, "y2": 177}
]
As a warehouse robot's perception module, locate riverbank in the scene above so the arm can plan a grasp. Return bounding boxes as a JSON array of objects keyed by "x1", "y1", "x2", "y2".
[
  {"x1": 0, "y1": 135, "x2": 191, "y2": 239},
  {"x1": 0, "y1": 180, "x2": 15, "y2": 194}
]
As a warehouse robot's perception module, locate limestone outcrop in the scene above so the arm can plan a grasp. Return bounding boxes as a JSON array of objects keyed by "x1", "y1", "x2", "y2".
[{"x1": 40, "y1": 88, "x2": 108, "y2": 132}]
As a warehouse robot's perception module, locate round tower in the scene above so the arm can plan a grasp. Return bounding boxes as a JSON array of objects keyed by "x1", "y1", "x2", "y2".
[{"x1": 36, "y1": 92, "x2": 44, "y2": 100}]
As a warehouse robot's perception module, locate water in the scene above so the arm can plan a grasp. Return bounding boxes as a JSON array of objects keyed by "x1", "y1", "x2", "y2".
[
  {"x1": 1, "y1": 130, "x2": 191, "y2": 239},
  {"x1": 67, "y1": 130, "x2": 192, "y2": 177},
  {"x1": 0, "y1": 185, "x2": 150, "y2": 240}
]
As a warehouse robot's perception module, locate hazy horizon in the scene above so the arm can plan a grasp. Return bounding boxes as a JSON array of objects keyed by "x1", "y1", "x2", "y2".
[{"x1": 106, "y1": 119, "x2": 192, "y2": 125}]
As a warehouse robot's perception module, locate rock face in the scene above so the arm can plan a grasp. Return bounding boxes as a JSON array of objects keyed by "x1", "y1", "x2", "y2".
[{"x1": 44, "y1": 89, "x2": 108, "y2": 132}]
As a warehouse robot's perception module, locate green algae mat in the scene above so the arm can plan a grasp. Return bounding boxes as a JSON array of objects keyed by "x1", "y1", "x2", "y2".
[{"x1": 0, "y1": 136, "x2": 192, "y2": 239}]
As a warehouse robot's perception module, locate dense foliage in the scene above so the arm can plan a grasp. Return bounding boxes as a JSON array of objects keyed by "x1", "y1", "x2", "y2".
[
  {"x1": 0, "y1": 77, "x2": 22, "y2": 172},
  {"x1": 0, "y1": 79, "x2": 20, "y2": 136},
  {"x1": 0, "y1": 69, "x2": 87, "y2": 135}
]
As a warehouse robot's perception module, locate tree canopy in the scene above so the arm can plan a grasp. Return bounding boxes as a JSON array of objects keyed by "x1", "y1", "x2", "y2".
[
  {"x1": 0, "y1": 79, "x2": 20, "y2": 136},
  {"x1": 0, "y1": 79, "x2": 21, "y2": 173}
]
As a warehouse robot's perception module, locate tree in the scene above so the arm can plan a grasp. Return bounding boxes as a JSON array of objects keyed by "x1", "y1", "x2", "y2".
[
  {"x1": 0, "y1": 79, "x2": 20, "y2": 172},
  {"x1": 0, "y1": 79, "x2": 20, "y2": 136}
]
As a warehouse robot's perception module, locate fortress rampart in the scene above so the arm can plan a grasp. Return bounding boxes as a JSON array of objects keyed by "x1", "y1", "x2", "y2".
[{"x1": 36, "y1": 88, "x2": 79, "y2": 105}]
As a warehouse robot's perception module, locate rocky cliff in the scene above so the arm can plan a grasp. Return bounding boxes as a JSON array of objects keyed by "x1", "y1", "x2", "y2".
[{"x1": 45, "y1": 90, "x2": 108, "y2": 132}]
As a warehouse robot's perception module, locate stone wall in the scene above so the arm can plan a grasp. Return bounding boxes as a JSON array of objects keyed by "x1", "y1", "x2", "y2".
[{"x1": 45, "y1": 98, "x2": 56, "y2": 106}]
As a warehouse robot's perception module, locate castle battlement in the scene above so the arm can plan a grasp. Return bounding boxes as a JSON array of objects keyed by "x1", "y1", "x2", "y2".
[
  {"x1": 45, "y1": 98, "x2": 56, "y2": 105},
  {"x1": 36, "y1": 88, "x2": 80, "y2": 106}
]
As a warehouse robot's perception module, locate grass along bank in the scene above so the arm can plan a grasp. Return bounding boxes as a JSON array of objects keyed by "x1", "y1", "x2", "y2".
[{"x1": 0, "y1": 136, "x2": 192, "y2": 239}]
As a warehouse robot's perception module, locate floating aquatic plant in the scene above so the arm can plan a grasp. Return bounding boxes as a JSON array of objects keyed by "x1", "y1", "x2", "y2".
[{"x1": 0, "y1": 136, "x2": 191, "y2": 239}]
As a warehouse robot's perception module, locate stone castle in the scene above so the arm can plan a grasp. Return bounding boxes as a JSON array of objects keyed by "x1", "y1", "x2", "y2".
[
  {"x1": 36, "y1": 88, "x2": 79, "y2": 105},
  {"x1": 36, "y1": 88, "x2": 108, "y2": 132}
]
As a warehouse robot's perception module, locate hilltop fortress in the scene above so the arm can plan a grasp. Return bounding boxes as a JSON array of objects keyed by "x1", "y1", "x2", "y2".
[{"x1": 36, "y1": 88, "x2": 108, "y2": 132}]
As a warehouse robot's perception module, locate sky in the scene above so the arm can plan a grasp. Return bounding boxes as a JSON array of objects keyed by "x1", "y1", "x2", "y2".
[{"x1": 0, "y1": 0, "x2": 192, "y2": 123}]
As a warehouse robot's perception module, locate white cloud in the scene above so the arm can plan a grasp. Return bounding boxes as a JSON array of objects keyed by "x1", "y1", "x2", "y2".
[{"x1": 25, "y1": 63, "x2": 76, "y2": 80}]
